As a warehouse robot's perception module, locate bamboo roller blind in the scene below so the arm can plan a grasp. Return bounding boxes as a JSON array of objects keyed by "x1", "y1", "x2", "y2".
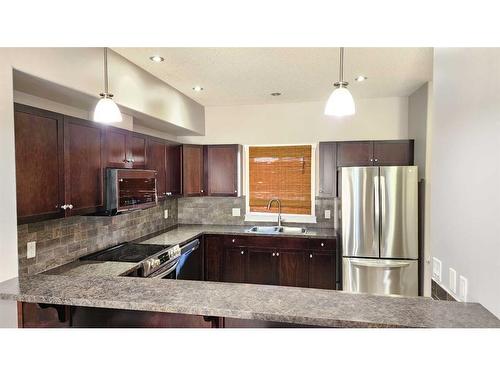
[{"x1": 249, "y1": 145, "x2": 312, "y2": 215}]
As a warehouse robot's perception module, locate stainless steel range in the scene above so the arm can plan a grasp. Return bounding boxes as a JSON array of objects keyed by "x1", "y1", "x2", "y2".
[{"x1": 81, "y1": 239, "x2": 200, "y2": 279}]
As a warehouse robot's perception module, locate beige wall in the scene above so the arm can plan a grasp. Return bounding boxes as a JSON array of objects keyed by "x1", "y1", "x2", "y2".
[
  {"x1": 179, "y1": 97, "x2": 408, "y2": 145},
  {"x1": 431, "y1": 48, "x2": 500, "y2": 317}
]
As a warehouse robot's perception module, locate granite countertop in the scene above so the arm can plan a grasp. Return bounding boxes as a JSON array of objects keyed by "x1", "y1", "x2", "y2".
[
  {"x1": 1, "y1": 274, "x2": 499, "y2": 328},
  {"x1": 138, "y1": 224, "x2": 337, "y2": 247},
  {"x1": 42, "y1": 261, "x2": 139, "y2": 278}
]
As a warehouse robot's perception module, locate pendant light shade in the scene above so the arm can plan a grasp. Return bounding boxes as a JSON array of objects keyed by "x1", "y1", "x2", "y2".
[
  {"x1": 324, "y1": 47, "x2": 356, "y2": 117},
  {"x1": 324, "y1": 86, "x2": 355, "y2": 116},
  {"x1": 94, "y1": 48, "x2": 122, "y2": 124}
]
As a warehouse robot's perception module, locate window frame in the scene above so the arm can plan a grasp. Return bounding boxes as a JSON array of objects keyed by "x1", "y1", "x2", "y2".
[{"x1": 244, "y1": 144, "x2": 317, "y2": 224}]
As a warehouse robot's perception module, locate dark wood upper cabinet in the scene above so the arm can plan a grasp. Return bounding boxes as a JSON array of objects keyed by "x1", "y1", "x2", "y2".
[
  {"x1": 336, "y1": 141, "x2": 374, "y2": 167},
  {"x1": 277, "y1": 250, "x2": 309, "y2": 288},
  {"x1": 14, "y1": 104, "x2": 65, "y2": 224},
  {"x1": 146, "y1": 137, "x2": 167, "y2": 198},
  {"x1": 308, "y1": 251, "x2": 336, "y2": 290},
  {"x1": 373, "y1": 140, "x2": 414, "y2": 166},
  {"x1": 246, "y1": 248, "x2": 277, "y2": 285},
  {"x1": 221, "y1": 247, "x2": 246, "y2": 283},
  {"x1": 128, "y1": 133, "x2": 147, "y2": 169},
  {"x1": 318, "y1": 142, "x2": 337, "y2": 197},
  {"x1": 103, "y1": 127, "x2": 129, "y2": 168},
  {"x1": 63, "y1": 117, "x2": 104, "y2": 216},
  {"x1": 182, "y1": 144, "x2": 204, "y2": 196},
  {"x1": 205, "y1": 145, "x2": 240, "y2": 197},
  {"x1": 165, "y1": 144, "x2": 182, "y2": 196}
]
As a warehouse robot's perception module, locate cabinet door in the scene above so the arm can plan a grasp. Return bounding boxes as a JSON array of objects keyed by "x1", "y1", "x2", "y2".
[
  {"x1": 337, "y1": 141, "x2": 374, "y2": 167},
  {"x1": 308, "y1": 251, "x2": 336, "y2": 290},
  {"x1": 128, "y1": 133, "x2": 147, "y2": 169},
  {"x1": 222, "y1": 247, "x2": 246, "y2": 283},
  {"x1": 146, "y1": 138, "x2": 166, "y2": 198},
  {"x1": 205, "y1": 145, "x2": 239, "y2": 196},
  {"x1": 246, "y1": 248, "x2": 276, "y2": 285},
  {"x1": 373, "y1": 140, "x2": 414, "y2": 166},
  {"x1": 165, "y1": 145, "x2": 182, "y2": 196},
  {"x1": 104, "y1": 127, "x2": 129, "y2": 168},
  {"x1": 63, "y1": 117, "x2": 104, "y2": 216},
  {"x1": 182, "y1": 144, "x2": 204, "y2": 196},
  {"x1": 277, "y1": 250, "x2": 309, "y2": 287},
  {"x1": 204, "y1": 235, "x2": 223, "y2": 282},
  {"x1": 318, "y1": 142, "x2": 337, "y2": 197},
  {"x1": 14, "y1": 105, "x2": 64, "y2": 223}
]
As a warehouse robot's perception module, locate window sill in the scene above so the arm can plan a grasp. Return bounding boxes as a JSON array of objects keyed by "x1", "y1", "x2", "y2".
[{"x1": 244, "y1": 213, "x2": 317, "y2": 224}]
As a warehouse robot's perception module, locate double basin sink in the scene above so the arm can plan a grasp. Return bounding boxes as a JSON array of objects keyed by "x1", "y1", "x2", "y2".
[{"x1": 246, "y1": 226, "x2": 307, "y2": 235}]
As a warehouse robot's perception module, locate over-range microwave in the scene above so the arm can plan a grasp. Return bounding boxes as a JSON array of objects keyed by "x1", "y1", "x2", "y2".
[{"x1": 106, "y1": 169, "x2": 158, "y2": 214}]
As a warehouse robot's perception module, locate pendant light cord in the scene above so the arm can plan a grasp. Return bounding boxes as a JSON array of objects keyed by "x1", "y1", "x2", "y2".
[
  {"x1": 104, "y1": 47, "x2": 109, "y2": 94},
  {"x1": 339, "y1": 47, "x2": 344, "y2": 83}
]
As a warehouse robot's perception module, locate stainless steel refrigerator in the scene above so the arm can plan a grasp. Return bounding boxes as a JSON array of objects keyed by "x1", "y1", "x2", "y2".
[{"x1": 341, "y1": 166, "x2": 419, "y2": 297}]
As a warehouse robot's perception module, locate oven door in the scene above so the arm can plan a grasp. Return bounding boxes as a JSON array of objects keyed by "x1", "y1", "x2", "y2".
[
  {"x1": 176, "y1": 240, "x2": 201, "y2": 281},
  {"x1": 148, "y1": 258, "x2": 179, "y2": 279}
]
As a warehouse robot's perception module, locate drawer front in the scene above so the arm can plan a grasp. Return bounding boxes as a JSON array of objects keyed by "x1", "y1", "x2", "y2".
[
  {"x1": 223, "y1": 235, "x2": 309, "y2": 250},
  {"x1": 309, "y1": 238, "x2": 336, "y2": 251}
]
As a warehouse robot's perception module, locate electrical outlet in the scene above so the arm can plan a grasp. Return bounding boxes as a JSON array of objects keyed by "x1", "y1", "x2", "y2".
[
  {"x1": 324, "y1": 210, "x2": 331, "y2": 219},
  {"x1": 459, "y1": 276, "x2": 468, "y2": 302},
  {"x1": 164, "y1": 209, "x2": 169, "y2": 219},
  {"x1": 232, "y1": 208, "x2": 241, "y2": 217},
  {"x1": 449, "y1": 268, "x2": 457, "y2": 294},
  {"x1": 27, "y1": 241, "x2": 36, "y2": 259},
  {"x1": 432, "y1": 257, "x2": 442, "y2": 282}
]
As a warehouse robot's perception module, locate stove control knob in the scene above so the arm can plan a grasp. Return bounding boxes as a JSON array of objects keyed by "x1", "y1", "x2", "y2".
[{"x1": 155, "y1": 259, "x2": 161, "y2": 267}]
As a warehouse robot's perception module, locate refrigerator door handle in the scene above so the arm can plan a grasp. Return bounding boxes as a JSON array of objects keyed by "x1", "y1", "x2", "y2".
[
  {"x1": 374, "y1": 173, "x2": 380, "y2": 255},
  {"x1": 349, "y1": 259, "x2": 410, "y2": 268}
]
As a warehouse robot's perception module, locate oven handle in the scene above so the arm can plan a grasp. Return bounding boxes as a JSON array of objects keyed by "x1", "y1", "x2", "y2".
[{"x1": 150, "y1": 260, "x2": 179, "y2": 278}]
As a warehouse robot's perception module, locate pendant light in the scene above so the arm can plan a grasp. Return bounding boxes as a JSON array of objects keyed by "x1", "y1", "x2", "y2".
[
  {"x1": 93, "y1": 47, "x2": 122, "y2": 124},
  {"x1": 324, "y1": 47, "x2": 355, "y2": 116}
]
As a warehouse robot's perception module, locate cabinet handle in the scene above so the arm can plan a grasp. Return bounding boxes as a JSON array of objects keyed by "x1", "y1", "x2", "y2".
[
  {"x1": 201, "y1": 189, "x2": 204, "y2": 193},
  {"x1": 276, "y1": 252, "x2": 279, "y2": 257},
  {"x1": 61, "y1": 204, "x2": 67, "y2": 210},
  {"x1": 234, "y1": 190, "x2": 237, "y2": 193},
  {"x1": 321, "y1": 242, "x2": 324, "y2": 247},
  {"x1": 310, "y1": 254, "x2": 313, "y2": 258},
  {"x1": 240, "y1": 250, "x2": 244, "y2": 255},
  {"x1": 68, "y1": 204, "x2": 73, "y2": 210},
  {"x1": 232, "y1": 239, "x2": 235, "y2": 243},
  {"x1": 272, "y1": 252, "x2": 275, "y2": 257},
  {"x1": 374, "y1": 158, "x2": 378, "y2": 162},
  {"x1": 370, "y1": 158, "x2": 374, "y2": 162}
]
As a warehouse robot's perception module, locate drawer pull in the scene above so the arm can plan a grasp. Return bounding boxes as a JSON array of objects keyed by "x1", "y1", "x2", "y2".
[
  {"x1": 232, "y1": 239, "x2": 235, "y2": 243},
  {"x1": 310, "y1": 254, "x2": 313, "y2": 258},
  {"x1": 240, "y1": 250, "x2": 244, "y2": 255},
  {"x1": 320, "y1": 242, "x2": 324, "y2": 247}
]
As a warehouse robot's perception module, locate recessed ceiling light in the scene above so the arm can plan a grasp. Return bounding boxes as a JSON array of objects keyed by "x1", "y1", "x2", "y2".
[
  {"x1": 270, "y1": 92, "x2": 281, "y2": 96},
  {"x1": 149, "y1": 55, "x2": 164, "y2": 63},
  {"x1": 193, "y1": 86, "x2": 204, "y2": 92},
  {"x1": 355, "y1": 75, "x2": 367, "y2": 82}
]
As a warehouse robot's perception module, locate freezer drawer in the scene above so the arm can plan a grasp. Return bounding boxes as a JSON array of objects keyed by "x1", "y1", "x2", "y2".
[
  {"x1": 341, "y1": 167, "x2": 379, "y2": 258},
  {"x1": 342, "y1": 258, "x2": 418, "y2": 297}
]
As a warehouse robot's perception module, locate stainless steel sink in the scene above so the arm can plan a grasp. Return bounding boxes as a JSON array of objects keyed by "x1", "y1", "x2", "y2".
[
  {"x1": 246, "y1": 226, "x2": 307, "y2": 235},
  {"x1": 246, "y1": 226, "x2": 280, "y2": 234}
]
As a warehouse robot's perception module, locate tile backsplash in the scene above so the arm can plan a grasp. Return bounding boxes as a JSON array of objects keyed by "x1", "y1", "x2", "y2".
[
  {"x1": 17, "y1": 199, "x2": 178, "y2": 276},
  {"x1": 178, "y1": 196, "x2": 246, "y2": 225}
]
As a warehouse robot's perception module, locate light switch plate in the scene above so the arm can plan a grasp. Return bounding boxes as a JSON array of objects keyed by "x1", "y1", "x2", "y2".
[
  {"x1": 27, "y1": 241, "x2": 36, "y2": 259},
  {"x1": 164, "y1": 209, "x2": 169, "y2": 219},
  {"x1": 232, "y1": 208, "x2": 241, "y2": 217},
  {"x1": 449, "y1": 267, "x2": 457, "y2": 294},
  {"x1": 432, "y1": 257, "x2": 442, "y2": 282},
  {"x1": 459, "y1": 276, "x2": 468, "y2": 302},
  {"x1": 324, "y1": 210, "x2": 331, "y2": 219}
]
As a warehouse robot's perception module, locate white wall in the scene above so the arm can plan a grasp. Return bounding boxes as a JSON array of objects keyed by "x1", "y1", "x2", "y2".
[
  {"x1": 408, "y1": 82, "x2": 433, "y2": 297},
  {"x1": 179, "y1": 97, "x2": 408, "y2": 144},
  {"x1": 431, "y1": 48, "x2": 500, "y2": 317}
]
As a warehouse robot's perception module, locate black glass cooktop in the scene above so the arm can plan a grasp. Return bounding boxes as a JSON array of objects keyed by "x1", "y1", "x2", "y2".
[{"x1": 81, "y1": 243, "x2": 167, "y2": 263}]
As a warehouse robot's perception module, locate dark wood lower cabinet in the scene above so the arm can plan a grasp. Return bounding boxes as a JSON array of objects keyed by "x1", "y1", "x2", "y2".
[
  {"x1": 206, "y1": 235, "x2": 337, "y2": 290},
  {"x1": 308, "y1": 251, "x2": 336, "y2": 290},
  {"x1": 222, "y1": 247, "x2": 246, "y2": 283},
  {"x1": 277, "y1": 250, "x2": 309, "y2": 288},
  {"x1": 246, "y1": 248, "x2": 277, "y2": 285}
]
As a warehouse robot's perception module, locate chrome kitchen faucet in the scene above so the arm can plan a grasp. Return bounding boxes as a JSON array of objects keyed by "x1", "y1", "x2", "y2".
[{"x1": 267, "y1": 199, "x2": 282, "y2": 227}]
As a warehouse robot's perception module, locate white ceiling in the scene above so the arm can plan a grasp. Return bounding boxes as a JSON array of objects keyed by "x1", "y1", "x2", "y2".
[{"x1": 113, "y1": 47, "x2": 433, "y2": 106}]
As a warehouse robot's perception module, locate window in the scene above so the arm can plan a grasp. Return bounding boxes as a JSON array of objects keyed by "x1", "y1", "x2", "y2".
[{"x1": 246, "y1": 145, "x2": 314, "y2": 222}]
